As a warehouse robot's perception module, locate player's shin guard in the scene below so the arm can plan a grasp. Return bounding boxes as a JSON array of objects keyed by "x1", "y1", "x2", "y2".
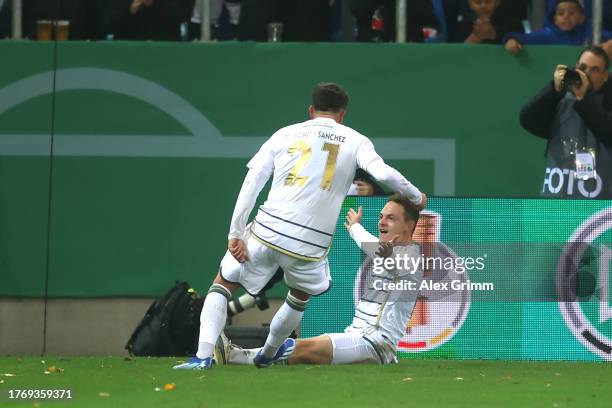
[
  {"x1": 196, "y1": 283, "x2": 231, "y2": 359},
  {"x1": 261, "y1": 293, "x2": 308, "y2": 358}
]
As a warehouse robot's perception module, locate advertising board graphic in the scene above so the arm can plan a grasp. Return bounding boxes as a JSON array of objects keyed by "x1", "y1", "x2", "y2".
[{"x1": 303, "y1": 197, "x2": 612, "y2": 361}]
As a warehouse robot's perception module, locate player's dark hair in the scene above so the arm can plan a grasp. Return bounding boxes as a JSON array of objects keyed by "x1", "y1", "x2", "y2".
[
  {"x1": 581, "y1": 45, "x2": 610, "y2": 70},
  {"x1": 312, "y1": 83, "x2": 349, "y2": 113},
  {"x1": 387, "y1": 193, "x2": 420, "y2": 224},
  {"x1": 354, "y1": 169, "x2": 386, "y2": 195}
]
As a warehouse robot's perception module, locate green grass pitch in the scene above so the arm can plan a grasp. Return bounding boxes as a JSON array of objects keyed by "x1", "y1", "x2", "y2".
[{"x1": 1, "y1": 357, "x2": 611, "y2": 407}]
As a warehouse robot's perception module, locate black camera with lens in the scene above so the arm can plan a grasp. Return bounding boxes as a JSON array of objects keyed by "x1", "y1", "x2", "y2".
[{"x1": 564, "y1": 68, "x2": 582, "y2": 88}]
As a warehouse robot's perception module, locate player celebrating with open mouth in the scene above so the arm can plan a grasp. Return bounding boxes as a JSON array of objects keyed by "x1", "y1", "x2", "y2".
[{"x1": 216, "y1": 194, "x2": 423, "y2": 366}]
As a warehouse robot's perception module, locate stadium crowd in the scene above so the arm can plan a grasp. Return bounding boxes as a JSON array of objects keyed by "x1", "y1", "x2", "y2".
[{"x1": 1, "y1": 0, "x2": 611, "y2": 51}]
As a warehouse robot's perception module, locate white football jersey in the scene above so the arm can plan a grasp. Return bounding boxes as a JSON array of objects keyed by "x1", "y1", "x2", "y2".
[
  {"x1": 248, "y1": 117, "x2": 382, "y2": 261},
  {"x1": 348, "y1": 224, "x2": 423, "y2": 347}
]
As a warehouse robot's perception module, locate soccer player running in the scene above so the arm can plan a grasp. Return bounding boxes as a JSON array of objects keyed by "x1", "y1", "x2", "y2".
[
  {"x1": 174, "y1": 83, "x2": 425, "y2": 370},
  {"x1": 217, "y1": 194, "x2": 423, "y2": 366}
]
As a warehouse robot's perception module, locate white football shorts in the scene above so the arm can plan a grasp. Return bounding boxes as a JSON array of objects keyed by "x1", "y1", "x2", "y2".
[
  {"x1": 219, "y1": 233, "x2": 331, "y2": 296},
  {"x1": 327, "y1": 330, "x2": 398, "y2": 365}
]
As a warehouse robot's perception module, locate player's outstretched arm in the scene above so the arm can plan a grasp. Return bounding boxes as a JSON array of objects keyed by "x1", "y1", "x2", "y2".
[
  {"x1": 227, "y1": 165, "x2": 272, "y2": 262},
  {"x1": 365, "y1": 158, "x2": 425, "y2": 210},
  {"x1": 345, "y1": 206, "x2": 379, "y2": 257},
  {"x1": 226, "y1": 136, "x2": 276, "y2": 262},
  {"x1": 355, "y1": 139, "x2": 425, "y2": 209}
]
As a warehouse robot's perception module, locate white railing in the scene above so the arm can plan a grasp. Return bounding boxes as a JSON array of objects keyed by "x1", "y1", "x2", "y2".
[
  {"x1": 11, "y1": 0, "x2": 22, "y2": 39},
  {"x1": 199, "y1": 0, "x2": 211, "y2": 42},
  {"x1": 593, "y1": 0, "x2": 603, "y2": 44},
  {"x1": 396, "y1": 0, "x2": 406, "y2": 43}
]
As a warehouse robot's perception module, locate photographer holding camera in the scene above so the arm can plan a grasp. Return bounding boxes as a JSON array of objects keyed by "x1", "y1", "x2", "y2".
[{"x1": 520, "y1": 46, "x2": 612, "y2": 199}]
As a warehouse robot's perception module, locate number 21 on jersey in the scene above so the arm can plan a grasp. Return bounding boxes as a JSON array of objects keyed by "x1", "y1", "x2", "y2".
[{"x1": 284, "y1": 141, "x2": 340, "y2": 191}]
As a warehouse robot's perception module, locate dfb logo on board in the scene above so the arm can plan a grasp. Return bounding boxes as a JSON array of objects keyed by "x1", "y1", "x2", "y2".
[{"x1": 558, "y1": 207, "x2": 612, "y2": 360}]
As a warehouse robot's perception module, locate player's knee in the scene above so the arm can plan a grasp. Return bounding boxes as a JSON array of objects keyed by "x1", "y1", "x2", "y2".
[
  {"x1": 290, "y1": 339, "x2": 316, "y2": 364},
  {"x1": 208, "y1": 282, "x2": 234, "y2": 300},
  {"x1": 288, "y1": 287, "x2": 311, "y2": 301},
  {"x1": 212, "y1": 274, "x2": 239, "y2": 297},
  {"x1": 291, "y1": 337, "x2": 332, "y2": 365},
  {"x1": 317, "y1": 335, "x2": 333, "y2": 363},
  {"x1": 285, "y1": 292, "x2": 309, "y2": 312}
]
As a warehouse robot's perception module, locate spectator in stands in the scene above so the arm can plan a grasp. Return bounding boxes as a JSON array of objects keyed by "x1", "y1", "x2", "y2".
[
  {"x1": 0, "y1": 0, "x2": 10, "y2": 38},
  {"x1": 603, "y1": 0, "x2": 612, "y2": 29},
  {"x1": 189, "y1": 0, "x2": 241, "y2": 40},
  {"x1": 283, "y1": 0, "x2": 333, "y2": 41},
  {"x1": 519, "y1": 46, "x2": 612, "y2": 199},
  {"x1": 238, "y1": 0, "x2": 332, "y2": 41},
  {"x1": 235, "y1": 0, "x2": 277, "y2": 41},
  {"x1": 504, "y1": 0, "x2": 589, "y2": 54},
  {"x1": 454, "y1": 0, "x2": 528, "y2": 23},
  {"x1": 546, "y1": 0, "x2": 612, "y2": 31},
  {"x1": 349, "y1": 0, "x2": 454, "y2": 42},
  {"x1": 546, "y1": 0, "x2": 612, "y2": 38},
  {"x1": 101, "y1": 0, "x2": 194, "y2": 41},
  {"x1": 451, "y1": 0, "x2": 523, "y2": 43},
  {"x1": 544, "y1": 0, "x2": 612, "y2": 58},
  {"x1": 604, "y1": 40, "x2": 612, "y2": 58}
]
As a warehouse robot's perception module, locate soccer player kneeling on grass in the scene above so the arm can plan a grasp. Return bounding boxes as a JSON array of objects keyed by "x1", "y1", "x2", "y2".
[
  {"x1": 217, "y1": 194, "x2": 423, "y2": 365},
  {"x1": 173, "y1": 83, "x2": 425, "y2": 370}
]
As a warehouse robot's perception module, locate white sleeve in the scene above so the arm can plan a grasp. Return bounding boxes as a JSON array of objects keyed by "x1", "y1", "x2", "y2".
[
  {"x1": 246, "y1": 136, "x2": 275, "y2": 173},
  {"x1": 347, "y1": 183, "x2": 359, "y2": 196},
  {"x1": 228, "y1": 139, "x2": 275, "y2": 239},
  {"x1": 349, "y1": 223, "x2": 379, "y2": 258},
  {"x1": 356, "y1": 138, "x2": 423, "y2": 206}
]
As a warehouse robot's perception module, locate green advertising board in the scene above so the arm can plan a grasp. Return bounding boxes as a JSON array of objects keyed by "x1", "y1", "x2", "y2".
[
  {"x1": 0, "y1": 42, "x2": 601, "y2": 299},
  {"x1": 303, "y1": 197, "x2": 612, "y2": 361}
]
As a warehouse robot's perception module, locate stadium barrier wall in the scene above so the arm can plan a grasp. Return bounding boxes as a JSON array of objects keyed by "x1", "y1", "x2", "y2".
[
  {"x1": 0, "y1": 297, "x2": 284, "y2": 355},
  {"x1": 0, "y1": 42, "x2": 590, "y2": 298}
]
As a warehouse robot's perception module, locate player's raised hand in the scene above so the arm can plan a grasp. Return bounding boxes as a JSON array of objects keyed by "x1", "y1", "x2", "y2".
[
  {"x1": 376, "y1": 234, "x2": 399, "y2": 258},
  {"x1": 228, "y1": 238, "x2": 249, "y2": 263},
  {"x1": 344, "y1": 206, "x2": 363, "y2": 231}
]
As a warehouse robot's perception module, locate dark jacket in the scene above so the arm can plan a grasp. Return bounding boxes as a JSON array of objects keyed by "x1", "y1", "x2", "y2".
[
  {"x1": 546, "y1": 0, "x2": 612, "y2": 39},
  {"x1": 101, "y1": 0, "x2": 194, "y2": 41},
  {"x1": 504, "y1": 3, "x2": 591, "y2": 45},
  {"x1": 520, "y1": 80, "x2": 612, "y2": 198},
  {"x1": 451, "y1": 8, "x2": 523, "y2": 44},
  {"x1": 0, "y1": 0, "x2": 10, "y2": 38},
  {"x1": 504, "y1": 23, "x2": 591, "y2": 45}
]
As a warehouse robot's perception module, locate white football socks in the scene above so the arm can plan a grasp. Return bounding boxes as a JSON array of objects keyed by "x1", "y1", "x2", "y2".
[
  {"x1": 228, "y1": 346, "x2": 259, "y2": 365},
  {"x1": 196, "y1": 284, "x2": 231, "y2": 359},
  {"x1": 261, "y1": 293, "x2": 308, "y2": 358}
]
